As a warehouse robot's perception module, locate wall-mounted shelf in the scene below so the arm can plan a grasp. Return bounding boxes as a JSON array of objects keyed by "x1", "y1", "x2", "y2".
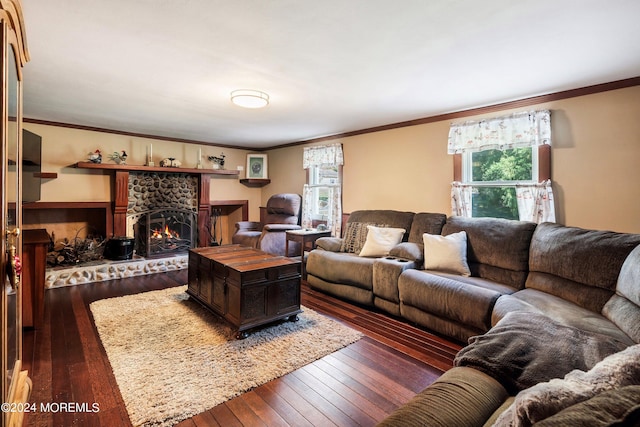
[
  {"x1": 34, "y1": 172, "x2": 58, "y2": 179},
  {"x1": 240, "y1": 179, "x2": 271, "y2": 187},
  {"x1": 73, "y1": 161, "x2": 239, "y2": 176}
]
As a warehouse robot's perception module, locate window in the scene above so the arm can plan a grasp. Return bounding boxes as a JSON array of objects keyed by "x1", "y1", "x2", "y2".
[
  {"x1": 463, "y1": 147, "x2": 537, "y2": 219},
  {"x1": 449, "y1": 110, "x2": 555, "y2": 223},
  {"x1": 301, "y1": 143, "x2": 344, "y2": 236},
  {"x1": 307, "y1": 163, "x2": 340, "y2": 221}
]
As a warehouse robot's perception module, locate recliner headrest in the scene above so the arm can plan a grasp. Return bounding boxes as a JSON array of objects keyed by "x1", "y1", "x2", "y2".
[{"x1": 266, "y1": 193, "x2": 301, "y2": 216}]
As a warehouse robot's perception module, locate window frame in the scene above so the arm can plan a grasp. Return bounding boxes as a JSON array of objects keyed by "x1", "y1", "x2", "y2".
[
  {"x1": 453, "y1": 145, "x2": 551, "y2": 218},
  {"x1": 454, "y1": 145, "x2": 550, "y2": 183},
  {"x1": 305, "y1": 164, "x2": 343, "y2": 225}
]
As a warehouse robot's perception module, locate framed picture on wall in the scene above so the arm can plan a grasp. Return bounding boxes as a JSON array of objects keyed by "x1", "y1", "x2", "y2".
[{"x1": 246, "y1": 154, "x2": 268, "y2": 179}]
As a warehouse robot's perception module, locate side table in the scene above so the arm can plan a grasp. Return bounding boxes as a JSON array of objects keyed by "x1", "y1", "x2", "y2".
[{"x1": 285, "y1": 229, "x2": 332, "y2": 278}]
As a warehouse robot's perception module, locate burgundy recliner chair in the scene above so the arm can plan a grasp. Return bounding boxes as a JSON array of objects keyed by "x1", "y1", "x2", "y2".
[{"x1": 231, "y1": 193, "x2": 302, "y2": 256}]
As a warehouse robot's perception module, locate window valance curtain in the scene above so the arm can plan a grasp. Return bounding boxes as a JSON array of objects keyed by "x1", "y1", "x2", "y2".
[
  {"x1": 447, "y1": 110, "x2": 551, "y2": 154},
  {"x1": 303, "y1": 143, "x2": 344, "y2": 169}
]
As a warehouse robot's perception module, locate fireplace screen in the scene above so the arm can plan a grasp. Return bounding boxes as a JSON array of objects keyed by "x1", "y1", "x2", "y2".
[{"x1": 134, "y1": 209, "x2": 197, "y2": 257}]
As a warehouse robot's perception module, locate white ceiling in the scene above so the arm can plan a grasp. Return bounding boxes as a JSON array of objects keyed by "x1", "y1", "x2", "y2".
[{"x1": 21, "y1": 0, "x2": 640, "y2": 149}]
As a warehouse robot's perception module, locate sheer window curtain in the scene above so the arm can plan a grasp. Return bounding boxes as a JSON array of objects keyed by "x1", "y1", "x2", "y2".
[
  {"x1": 301, "y1": 143, "x2": 344, "y2": 237},
  {"x1": 448, "y1": 110, "x2": 556, "y2": 223},
  {"x1": 451, "y1": 182, "x2": 473, "y2": 218},
  {"x1": 516, "y1": 180, "x2": 556, "y2": 223}
]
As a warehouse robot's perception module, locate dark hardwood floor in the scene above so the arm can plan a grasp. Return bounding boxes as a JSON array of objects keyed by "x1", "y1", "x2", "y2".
[{"x1": 22, "y1": 269, "x2": 462, "y2": 427}]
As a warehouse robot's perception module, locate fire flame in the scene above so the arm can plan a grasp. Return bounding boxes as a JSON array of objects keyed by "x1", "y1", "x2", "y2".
[{"x1": 151, "y1": 225, "x2": 180, "y2": 240}]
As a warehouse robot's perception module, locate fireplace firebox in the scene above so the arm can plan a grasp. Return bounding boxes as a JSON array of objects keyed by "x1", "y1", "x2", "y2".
[{"x1": 134, "y1": 209, "x2": 197, "y2": 258}]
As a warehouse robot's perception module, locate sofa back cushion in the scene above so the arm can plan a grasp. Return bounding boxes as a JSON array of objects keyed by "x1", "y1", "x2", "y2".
[
  {"x1": 408, "y1": 212, "x2": 447, "y2": 243},
  {"x1": 346, "y1": 210, "x2": 414, "y2": 240},
  {"x1": 442, "y1": 216, "x2": 537, "y2": 288},
  {"x1": 527, "y1": 222, "x2": 640, "y2": 313},
  {"x1": 603, "y1": 245, "x2": 640, "y2": 342}
]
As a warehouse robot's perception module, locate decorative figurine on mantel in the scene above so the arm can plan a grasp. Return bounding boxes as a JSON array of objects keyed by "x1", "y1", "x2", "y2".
[
  {"x1": 160, "y1": 157, "x2": 182, "y2": 168},
  {"x1": 109, "y1": 150, "x2": 127, "y2": 164},
  {"x1": 88, "y1": 149, "x2": 102, "y2": 163},
  {"x1": 208, "y1": 153, "x2": 226, "y2": 169}
]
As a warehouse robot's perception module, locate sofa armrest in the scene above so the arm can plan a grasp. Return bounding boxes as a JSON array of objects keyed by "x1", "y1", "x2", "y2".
[
  {"x1": 235, "y1": 221, "x2": 262, "y2": 232},
  {"x1": 262, "y1": 224, "x2": 302, "y2": 232},
  {"x1": 315, "y1": 237, "x2": 343, "y2": 252},
  {"x1": 389, "y1": 242, "x2": 423, "y2": 263},
  {"x1": 378, "y1": 367, "x2": 509, "y2": 427}
]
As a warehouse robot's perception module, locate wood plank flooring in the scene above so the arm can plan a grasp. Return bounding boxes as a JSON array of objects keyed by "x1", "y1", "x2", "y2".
[{"x1": 22, "y1": 269, "x2": 462, "y2": 427}]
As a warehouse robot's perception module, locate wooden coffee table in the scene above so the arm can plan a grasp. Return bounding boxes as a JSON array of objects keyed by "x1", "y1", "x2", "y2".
[{"x1": 187, "y1": 245, "x2": 302, "y2": 339}]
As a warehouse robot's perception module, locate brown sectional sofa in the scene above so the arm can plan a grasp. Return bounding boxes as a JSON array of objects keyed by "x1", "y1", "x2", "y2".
[
  {"x1": 305, "y1": 210, "x2": 640, "y2": 426},
  {"x1": 398, "y1": 216, "x2": 537, "y2": 342},
  {"x1": 306, "y1": 210, "x2": 446, "y2": 312}
]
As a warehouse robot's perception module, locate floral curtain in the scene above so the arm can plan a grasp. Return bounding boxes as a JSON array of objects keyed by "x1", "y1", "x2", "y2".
[
  {"x1": 302, "y1": 185, "x2": 342, "y2": 237},
  {"x1": 303, "y1": 143, "x2": 344, "y2": 169},
  {"x1": 451, "y1": 182, "x2": 473, "y2": 217},
  {"x1": 301, "y1": 144, "x2": 343, "y2": 236},
  {"x1": 515, "y1": 180, "x2": 556, "y2": 223},
  {"x1": 447, "y1": 110, "x2": 551, "y2": 154},
  {"x1": 301, "y1": 184, "x2": 313, "y2": 229}
]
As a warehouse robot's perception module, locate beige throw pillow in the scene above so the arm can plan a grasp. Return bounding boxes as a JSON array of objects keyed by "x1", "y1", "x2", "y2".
[
  {"x1": 359, "y1": 226, "x2": 406, "y2": 257},
  {"x1": 423, "y1": 231, "x2": 471, "y2": 276}
]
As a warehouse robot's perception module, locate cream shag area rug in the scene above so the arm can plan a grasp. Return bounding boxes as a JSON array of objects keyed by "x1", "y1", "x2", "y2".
[{"x1": 90, "y1": 285, "x2": 362, "y2": 427}]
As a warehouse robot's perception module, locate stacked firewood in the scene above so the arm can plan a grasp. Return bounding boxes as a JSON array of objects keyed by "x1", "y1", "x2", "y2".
[{"x1": 46, "y1": 232, "x2": 106, "y2": 267}]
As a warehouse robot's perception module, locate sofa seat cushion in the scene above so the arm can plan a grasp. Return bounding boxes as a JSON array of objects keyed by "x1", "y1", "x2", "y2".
[
  {"x1": 306, "y1": 250, "x2": 374, "y2": 290},
  {"x1": 398, "y1": 269, "x2": 506, "y2": 333},
  {"x1": 377, "y1": 367, "x2": 509, "y2": 427},
  {"x1": 492, "y1": 289, "x2": 636, "y2": 346}
]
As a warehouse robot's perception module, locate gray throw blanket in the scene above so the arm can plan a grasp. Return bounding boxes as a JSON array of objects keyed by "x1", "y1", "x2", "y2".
[
  {"x1": 493, "y1": 344, "x2": 640, "y2": 426},
  {"x1": 454, "y1": 311, "x2": 629, "y2": 394}
]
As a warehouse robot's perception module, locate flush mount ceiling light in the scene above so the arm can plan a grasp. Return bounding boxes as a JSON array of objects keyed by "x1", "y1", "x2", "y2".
[{"x1": 230, "y1": 89, "x2": 269, "y2": 109}]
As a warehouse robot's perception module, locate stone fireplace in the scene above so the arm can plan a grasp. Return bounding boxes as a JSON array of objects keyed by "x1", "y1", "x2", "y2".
[
  {"x1": 126, "y1": 172, "x2": 198, "y2": 257},
  {"x1": 22, "y1": 163, "x2": 250, "y2": 287},
  {"x1": 134, "y1": 209, "x2": 196, "y2": 257}
]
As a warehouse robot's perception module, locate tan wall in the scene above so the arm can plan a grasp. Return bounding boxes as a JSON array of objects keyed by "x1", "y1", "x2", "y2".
[
  {"x1": 267, "y1": 85, "x2": 640, "y2": 233},
  {"x1": 23, "y1": 123, "x2": 265, "y2": 221},
  {"x1": 26, "y1": 85, "x2": 640, "y2": 234}
]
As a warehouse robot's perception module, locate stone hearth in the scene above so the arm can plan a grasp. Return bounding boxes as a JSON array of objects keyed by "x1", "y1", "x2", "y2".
[{"x1": 45, "y1": 254, "x2": 188, "y2": 288}]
